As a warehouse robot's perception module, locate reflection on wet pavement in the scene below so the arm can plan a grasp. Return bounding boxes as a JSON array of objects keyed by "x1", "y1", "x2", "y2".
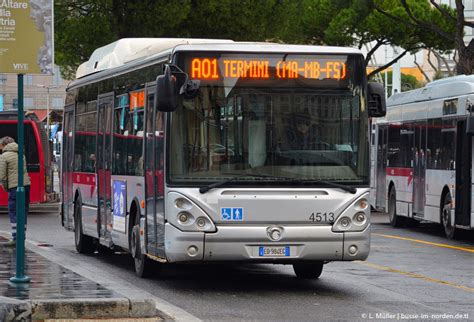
[{"x1": 0, "y1": 236, "x2": 119, "y2": 300}]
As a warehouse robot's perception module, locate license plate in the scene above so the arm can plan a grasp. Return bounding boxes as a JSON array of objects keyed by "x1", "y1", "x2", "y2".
[{"x1": 259, "y1": 246, "x2": 290, "y2": 257}]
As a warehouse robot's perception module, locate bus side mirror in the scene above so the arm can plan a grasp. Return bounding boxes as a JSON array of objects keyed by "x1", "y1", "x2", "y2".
[
  {"x1": 367, "y1": 82, "x2": 386, "y2": 117},
  {"x1": 155, "y1": 65, "x2": 177, "y2": 112}
]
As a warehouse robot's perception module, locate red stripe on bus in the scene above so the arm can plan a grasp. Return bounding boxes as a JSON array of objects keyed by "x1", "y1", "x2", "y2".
[
  {"x1": 72, "y1": 172, "x2": 96, "y2": 185},
  {"x1": 386, "y1": 167, "x2": 413, "y2": 186}
]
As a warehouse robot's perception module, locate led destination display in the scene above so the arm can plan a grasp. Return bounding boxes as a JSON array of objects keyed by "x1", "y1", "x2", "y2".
[{"x1": 189, "y1": 57, "x2": 347, "y2": 81}]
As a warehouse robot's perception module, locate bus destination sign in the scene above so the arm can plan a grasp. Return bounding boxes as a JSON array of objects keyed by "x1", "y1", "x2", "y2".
[{"x1": 190, "y1": 58, "x2": 347, "y2": 81}]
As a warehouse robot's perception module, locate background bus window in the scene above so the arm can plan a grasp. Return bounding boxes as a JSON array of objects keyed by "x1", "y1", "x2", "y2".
[
  {"x1": 427, "y1": 119, "x2": 442, "y2": 169},
  {"x1": 112, "y1": 107, "x2": 144, "y2": 176},
  {"x1": 387, "y1": 124, "x2": 401, "y2": 167},
  {"x1": 74, "y1": 111, "x2": 97, "y2": 172},
  {"x1": 399, "y1": 124, "x2": 414, "y2": 168},
  {"x1": 0, "y1": 123, "x2": 40, "y2": 172},
  {"x1": 441, "y1": 120, "x2": 456, "y2": 170}
]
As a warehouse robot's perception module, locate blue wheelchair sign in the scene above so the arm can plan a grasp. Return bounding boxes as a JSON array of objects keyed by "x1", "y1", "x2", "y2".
[{"x1": 221, "y1": 207, "x2": 244, "y2": 221}]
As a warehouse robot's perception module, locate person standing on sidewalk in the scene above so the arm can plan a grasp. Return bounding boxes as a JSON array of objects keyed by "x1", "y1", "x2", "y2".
[{"x1": 0, "y1": 136, "x2": 31, "y2": 246}]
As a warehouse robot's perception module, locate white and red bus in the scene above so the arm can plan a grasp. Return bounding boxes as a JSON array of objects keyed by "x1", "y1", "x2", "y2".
[
  {"x1": 370, "y1": 75, "x2": 474, "y2": 239},
  {"x1": 62, "y1": 38, "x2": 386, "y2": 278},
  {"x1": 0, "y1": 111, "x2": 55, "y2": 206}
]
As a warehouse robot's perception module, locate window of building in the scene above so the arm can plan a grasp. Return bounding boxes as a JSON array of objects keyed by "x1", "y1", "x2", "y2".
[
  {"x1": 53, "y1": 66, "x2": 63, "y2": 86},
  {"x1": 24, "y1": 75, "x2": 33, "y2": 85},
  {"x1": 52, "y1": 97, "x2": 64, "y2": 108},
  {"x1": 24, "y1": 97, "x2": 34, "y2": 108}
]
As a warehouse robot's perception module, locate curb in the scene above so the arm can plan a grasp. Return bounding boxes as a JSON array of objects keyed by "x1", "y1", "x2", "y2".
[
  {"x1": 0, "y1": 296, "x2": 157, "y2": 321},
  {"x1": 0, "y1": 231, "x2": 200, "y2": 321},
  {"x1": 0, "y1": 296, "x2": 31, "y2": 321}
]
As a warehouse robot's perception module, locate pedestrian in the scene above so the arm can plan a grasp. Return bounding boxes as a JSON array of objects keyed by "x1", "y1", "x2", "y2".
[{"x1": 0, "y1": 136, "x2": 31, "y2": 246}]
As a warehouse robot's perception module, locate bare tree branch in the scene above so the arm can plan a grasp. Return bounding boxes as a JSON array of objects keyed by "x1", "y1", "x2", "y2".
[
  {"x1": 427, "y1": 49, "x2": 439, "y2": 71},
  {"x1": 399, "y1": 0, "x2": 454, "y2": 41},
  {"x1": 429, "y1": 0, "x2": 456, "y2": 23},
  {"x1": 368, "y1": 48, "x2": 415, "y2": 78},
  {"x1": 365, "y1": 39, "x2": 387, "y2": 66},
  {"x1": 432, "y1": 50, "x2": 453, "y2": 76},
  {"x1": 414, "y1": 56, "x2": 431, "y2": 83}
]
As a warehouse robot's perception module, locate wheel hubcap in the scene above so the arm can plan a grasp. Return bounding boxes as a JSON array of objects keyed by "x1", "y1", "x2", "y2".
[{"x1": 443, "y1": 205, "x2": 453, "y2": 234}]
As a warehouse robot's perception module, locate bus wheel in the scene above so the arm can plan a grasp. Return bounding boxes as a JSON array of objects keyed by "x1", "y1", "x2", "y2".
[
  {"x1": 388, "y1": 188, "x2": 404, "y2": 227},
  {"x1": 130, "y1": 217, "x2": 153, "y2": 278},
  {"x1": 74, "y1": 199, "x2": 96, "y2": 254},
  {"x1": 293, "y1": 261, "x2": 324, "y2": 279},
  {"x1": 441, "y1": 194, "x2": 457, "y2": 239}
]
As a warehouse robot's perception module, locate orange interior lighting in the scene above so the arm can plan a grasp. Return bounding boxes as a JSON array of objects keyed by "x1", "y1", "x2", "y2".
[{"x1": 130, "y1": 91, "x2": 145, "y2": 110}]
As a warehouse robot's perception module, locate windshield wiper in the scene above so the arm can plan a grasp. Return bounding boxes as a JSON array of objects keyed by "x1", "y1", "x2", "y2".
[{"x1": 199, "y1": 173, "x2": 357, "y2": 194}]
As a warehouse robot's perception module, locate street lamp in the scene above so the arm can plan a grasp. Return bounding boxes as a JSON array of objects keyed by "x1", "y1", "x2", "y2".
[{"x1": 36, "y1": 84, "x2": 60, "y2": 139}]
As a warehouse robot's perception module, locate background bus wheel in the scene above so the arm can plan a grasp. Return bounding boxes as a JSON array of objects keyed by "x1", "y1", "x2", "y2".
[
  {"x1": 388, "y1": 188, "x2": 404, "y2": 227},
  {"x1": 293, "y1": 262, "x2": 324, "y2": 279},
  {"x1": 441, "y1": 194, "x2": 457, "y2": 239},
  {"x1": 74, "y1": 199, "x2": 96, "y2": 254},
  {"x1": 131, "y1": 218, "x2": 153, "y2": 278}
]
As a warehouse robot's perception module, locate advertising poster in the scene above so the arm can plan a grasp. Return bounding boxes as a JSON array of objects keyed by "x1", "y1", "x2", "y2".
[
  {"x1": 0, "y1": 0, "x2": 53, "y2": 74},
  {"x1": 113, "y1": 180, "x2": 127, "y2": 233}
]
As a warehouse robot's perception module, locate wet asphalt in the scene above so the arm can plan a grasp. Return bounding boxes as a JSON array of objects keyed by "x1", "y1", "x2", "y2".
[{"x1": 0, "y1": 211, "x2": 472, "y2": 321}]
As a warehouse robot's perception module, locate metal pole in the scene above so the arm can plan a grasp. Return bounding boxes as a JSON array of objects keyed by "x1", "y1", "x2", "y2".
[
  {"x1": 10, "y1": 74, "x2": 31, "y2": 284},
  {"x1": 46, "y1": 87, "x2": 50, "y2": 139}
]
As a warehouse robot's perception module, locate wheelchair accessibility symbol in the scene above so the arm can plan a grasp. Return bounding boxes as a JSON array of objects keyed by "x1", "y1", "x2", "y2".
[{"x1": 221, "y1": 207, "x2": 244, "y2": 221}]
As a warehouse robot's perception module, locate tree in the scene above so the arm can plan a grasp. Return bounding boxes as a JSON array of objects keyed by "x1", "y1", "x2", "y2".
[
  {"x1": 54, "y1": 0, "x2": 298, "y2": 78},
  {"x1": 292, "y1": 0, "x2": 457, "y2": 78},
  {"x1": 55, "y1": 0, "x2": 192, "y2": 79},
  {"x1": 382, "y1": 71, "x2": 423, "y2": 96},
  {"x1": 375, "y1": 0, "x2": 472, "y2": 75}
]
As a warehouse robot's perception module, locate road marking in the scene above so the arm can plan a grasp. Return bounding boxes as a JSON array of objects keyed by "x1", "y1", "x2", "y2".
[
  {"x1": 373, "y1": 233, "x2": 474, "y2": 253},
  {"x1": 359, "y1": 261, "x2": 474, "y2": 293}
]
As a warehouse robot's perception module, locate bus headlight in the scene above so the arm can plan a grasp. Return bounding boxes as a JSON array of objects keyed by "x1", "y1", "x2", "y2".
[
  {"x1": 335, "y1": 216, "x2": 352, "y2": 231},
  {"x1": 168, "y1": 192, "x2": 217, "y2": 232},
  {"x1": 353, "y1": 212, "x2": 366, "y2": 225},
  {"x1": 332, "y1": 194, "x2": 370, "y2": 233}
]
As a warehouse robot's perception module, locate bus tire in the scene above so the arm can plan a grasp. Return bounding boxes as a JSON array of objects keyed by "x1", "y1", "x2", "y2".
[
  {"x1": 130, "y1": 215, "x2": 154, "y2": 278},
  {"x1": 74, "y1": 199, "x2": 96, "y2": 254},
  {"x1": 293, "y1": 261, "x2": 324, "y2": 279},
  {"x1": 388, "y1": 188, "x2": 404, "y2": 227},
  {"x1": 441, "y1": 194, "x2": 457, "y2": 239}
]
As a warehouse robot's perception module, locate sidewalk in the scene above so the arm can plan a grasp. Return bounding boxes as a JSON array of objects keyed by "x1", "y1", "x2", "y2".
[{"x1": 0, "y1": 236, "x2": 160, "y2": 321}]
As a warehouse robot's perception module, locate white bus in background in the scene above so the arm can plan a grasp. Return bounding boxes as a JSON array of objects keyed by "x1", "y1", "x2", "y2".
[
  {"x1": 61, "y1": 38, "x2": 386, "y2": 278},
  {"x1": 370, "y1": 75, "x2": 474, "y2": 239}
]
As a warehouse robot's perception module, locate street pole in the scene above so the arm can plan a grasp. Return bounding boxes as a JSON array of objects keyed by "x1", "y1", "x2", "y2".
[
  {"x1": 10, "y1": 74, "x2": 31, "y2": 284},
  {"x1": 46, "y1": 87, "x2": 50, "y2": 140}
]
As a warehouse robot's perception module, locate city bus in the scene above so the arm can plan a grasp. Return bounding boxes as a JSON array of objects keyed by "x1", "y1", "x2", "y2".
[
  {"x1": 61, "y1": 38, "x2": 386, "y2": 278},
  {"x1": 0, "y1": 111, "x2": 55, "y2": 206},
  {"x1": 370, "y1": 75, "x2": 474, "y2": 239}
]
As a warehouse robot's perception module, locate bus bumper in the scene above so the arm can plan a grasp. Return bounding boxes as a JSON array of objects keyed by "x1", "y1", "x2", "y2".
[{"x1": 164, "y1": 223, "x2": 370, "y2": 263}]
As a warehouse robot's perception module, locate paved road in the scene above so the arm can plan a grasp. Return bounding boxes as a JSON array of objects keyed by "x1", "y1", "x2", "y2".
[{"x1": 1, "y1": 211, "x2": 472, "y2": 321}]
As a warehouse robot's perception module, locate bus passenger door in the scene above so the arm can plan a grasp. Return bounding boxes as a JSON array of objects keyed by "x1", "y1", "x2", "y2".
[
  {"x1": 455, "y1": 121, "x2": 471, "y2": 226},
  {"x1": 97, "y1": 93, "x2": 114, "y2": 243},
  {"x1": 413, "y1": 122, "x2": 426, "y2": 216},
  {"x1": 375, "y1": 126, "x2": 387, "y2": 210},
  {"x1": 144, "y1": 86, "x2": 162, "y2": 256},
  {"x1": 62, "y1": 108, "x2": 75, "y2": 229}
]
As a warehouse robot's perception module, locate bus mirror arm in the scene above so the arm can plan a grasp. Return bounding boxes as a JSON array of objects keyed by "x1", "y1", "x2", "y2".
[{"x1": 367, "y1": 82, "x2": 386, "y2": 118}]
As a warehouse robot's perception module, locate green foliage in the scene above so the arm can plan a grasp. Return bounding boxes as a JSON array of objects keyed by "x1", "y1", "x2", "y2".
[
  {"x1": 381, "y1": 71, "x2": 423, "y2": 96},
  {"x1": 54, "y1": 0, "x2": 458, "y2": 79}
]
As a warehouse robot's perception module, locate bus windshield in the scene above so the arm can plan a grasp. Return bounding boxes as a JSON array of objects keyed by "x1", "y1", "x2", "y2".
[{"x1": 169, "y1": 52, "x2": 368, "y2": 186}]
